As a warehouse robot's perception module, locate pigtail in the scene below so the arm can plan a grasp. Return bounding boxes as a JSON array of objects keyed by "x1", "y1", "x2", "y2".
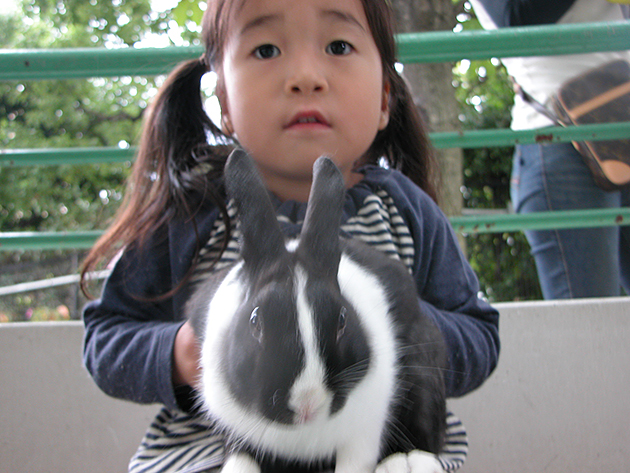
[
  {"x1": 373, "y1": 70, "x2": 440, "y2": 204},
  {"x1": 133, "y1": 57, "x2": 231, "y2": 221},
  {"x1": 80, "y1": 57, "x2": 233, "y2": 296}
]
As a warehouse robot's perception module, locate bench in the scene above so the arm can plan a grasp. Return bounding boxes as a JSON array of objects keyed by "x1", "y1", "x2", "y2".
[{"x1": 2, "y1": 297, "x2": 629, "y2": 472}]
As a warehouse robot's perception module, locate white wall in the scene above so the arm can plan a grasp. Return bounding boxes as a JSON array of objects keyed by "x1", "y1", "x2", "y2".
[
  {"x1": 0, "y1": 322, "x2": 158, "y2": 473},
  {"x1": 1, "y1": 297, "x2": 629, "y2": 472},
  {"x1": 450, "y1": 296, "x2": 630, "y2": 473}
]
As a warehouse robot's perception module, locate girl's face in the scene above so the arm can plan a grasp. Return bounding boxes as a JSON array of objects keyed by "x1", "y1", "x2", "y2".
[{"x1": 217, "y1": 0, "x2": 390, "y2": 201}]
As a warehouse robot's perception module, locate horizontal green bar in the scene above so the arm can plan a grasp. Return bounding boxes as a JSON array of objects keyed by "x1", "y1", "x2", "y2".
[
  {"x1": 0, "y1": 231, "x2": 103, "y2": 250},
  {"x1": 397, "y1": 21, "x2": 630, "y2": 63},
  {"x1": 3, "y1": 122, "x2": 629, "y2": 166},
  {"x1": 2, "y1": 209, "x2": 629, "y2": 250},
  {"x1": 431, "y1": 122, "x2": 630, "y2": 149},
  {"x1": 2, "y1": 22, "x2": 629, "y2": 81},
  {"x1": 450, "y1": 208, "x2": 630, "y2": 234},
  {"x1": 0, "y1": 46, "x2": 203, "y2": 81},
  {"x1": 0, "y1": 147, "x2": 135, "y2": 166}
]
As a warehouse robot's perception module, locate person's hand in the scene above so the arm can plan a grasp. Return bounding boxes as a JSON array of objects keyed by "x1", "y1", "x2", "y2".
[{"x1": 172, "y1": 321, "x2": 201, "y2": 388}]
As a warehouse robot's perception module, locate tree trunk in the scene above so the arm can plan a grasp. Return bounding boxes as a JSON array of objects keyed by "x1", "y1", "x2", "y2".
[{"x1": 390, "y1": 0, "x2": 465, "y2": 219}]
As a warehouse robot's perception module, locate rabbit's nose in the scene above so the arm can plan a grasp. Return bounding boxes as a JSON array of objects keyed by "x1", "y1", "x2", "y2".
[{"x1": 289, "y1": 386, "x2": 332, "y2": 424}]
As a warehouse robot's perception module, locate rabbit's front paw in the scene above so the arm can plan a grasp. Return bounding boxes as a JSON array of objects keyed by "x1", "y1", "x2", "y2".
[
  {"x1": 221, "y1": 453, "x2": 261, "y2": 473},
  {"x1": 375, "y1": 451, "x2": 443, "y2": 473}
]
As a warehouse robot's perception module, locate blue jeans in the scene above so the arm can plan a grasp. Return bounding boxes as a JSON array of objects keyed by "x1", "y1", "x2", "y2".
[{"x1": 511, "y1": 142, "x2": 630, "y2": 299}]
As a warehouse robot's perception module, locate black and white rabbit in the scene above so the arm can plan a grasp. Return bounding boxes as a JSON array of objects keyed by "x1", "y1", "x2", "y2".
[{"x1": 186, "y1": 149, "x2": 448, "y2": 473}]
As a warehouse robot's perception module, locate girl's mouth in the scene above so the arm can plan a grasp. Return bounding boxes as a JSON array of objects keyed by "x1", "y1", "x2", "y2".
[{"x1": 285, "y1": 111, "x2": 330, "y2": 129}]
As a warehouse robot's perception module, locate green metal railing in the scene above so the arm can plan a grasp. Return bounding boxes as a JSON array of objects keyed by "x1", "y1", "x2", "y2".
[
  {"x1": 3, "y1": 121, "x2": 630, "y2": 167},
  {"x1": 1, "y1": 208, "x2": 628, "y2": 252},
  {"x1": 0, "y1": 231, "x2": 103, "y2": 251},
  {"x1": 3, "y1": 21, "x2": 629, "y2": 80},
  {"x1": 1, "y1": 21, "x2": 629, "y2": 250}
]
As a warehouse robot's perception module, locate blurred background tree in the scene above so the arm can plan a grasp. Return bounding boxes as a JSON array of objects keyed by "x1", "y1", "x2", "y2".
[{"x1": 0, "y1": 0, "x2": 541, "y2": 322}]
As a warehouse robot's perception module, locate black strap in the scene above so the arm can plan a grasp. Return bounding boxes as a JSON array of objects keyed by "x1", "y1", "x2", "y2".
[{"x1": 512, "y1": 80, "x2": 562, "y2": 125}]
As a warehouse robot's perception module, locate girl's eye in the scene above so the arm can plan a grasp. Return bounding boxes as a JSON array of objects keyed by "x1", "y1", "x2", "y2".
[
  {"x1": 326, "y1": 40, "x2": 353, "y2": 56},
  {"x1": 254, "y1": 44, "x2": 280, "y2": 60}
]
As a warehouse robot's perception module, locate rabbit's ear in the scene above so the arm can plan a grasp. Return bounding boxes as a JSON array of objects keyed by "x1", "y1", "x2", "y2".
[
  {"x1": 224, "y1": 148, "x2": 287, "y2": 272},
  {"x1": 298, "y1": 156, "x2": 345, "y2": 278}
]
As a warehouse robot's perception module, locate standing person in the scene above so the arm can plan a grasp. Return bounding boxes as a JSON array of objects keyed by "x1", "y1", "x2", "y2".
[
  {"x1": 81, "y1": 0, "x2": 500, "y2": 471},
  {"x1": 469, "y1": 0, "x2": 630, "y2": 299}
]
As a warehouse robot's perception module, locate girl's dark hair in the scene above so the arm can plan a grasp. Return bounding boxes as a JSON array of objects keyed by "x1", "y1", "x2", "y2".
[{"x1": 80, "y1": 0, "x2": 438, "y2": 296}]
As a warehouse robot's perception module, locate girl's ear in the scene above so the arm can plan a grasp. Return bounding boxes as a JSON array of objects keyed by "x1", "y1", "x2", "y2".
[
  {"x1": 216, "y1": 77, "x2": 234, "y2": 136},
  {"x1": 379, "y1": 80, "x2": 391, "y2": 131},
  {"x1": 221, "y1": 114, "x2": 234, "y2": 137}
]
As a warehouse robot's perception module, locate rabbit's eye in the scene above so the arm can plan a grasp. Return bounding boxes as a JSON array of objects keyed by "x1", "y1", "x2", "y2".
[
  {"x1": 250, "y1": 306, "x2": 263, "y2": 342},
  {"x1": 337, "y1": 307, "x2": 347, "y2": 341}
]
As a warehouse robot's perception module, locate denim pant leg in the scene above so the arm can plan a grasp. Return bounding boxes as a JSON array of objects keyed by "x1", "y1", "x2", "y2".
[{"x1": 511, "y1": 142, "x2": 622, "y2": 299}]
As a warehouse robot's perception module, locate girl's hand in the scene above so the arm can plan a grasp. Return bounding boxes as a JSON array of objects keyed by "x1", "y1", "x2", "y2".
[{"x1": 173, "y1": 321, "x2": 201, "y2": 388}]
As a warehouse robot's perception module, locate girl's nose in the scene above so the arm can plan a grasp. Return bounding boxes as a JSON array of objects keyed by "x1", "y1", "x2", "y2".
[{"x1": 285, "y1": 56, "x2": 328, "y2": 95}]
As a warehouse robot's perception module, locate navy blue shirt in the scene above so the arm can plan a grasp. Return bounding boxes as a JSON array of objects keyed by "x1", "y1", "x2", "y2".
[{"x1": 83, "y1": 165, "x2": 500, "y2": 411}]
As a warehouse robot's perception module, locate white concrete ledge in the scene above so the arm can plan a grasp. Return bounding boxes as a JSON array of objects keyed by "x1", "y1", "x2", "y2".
[
  {"x1": 450, "y1": 296, "x2": 630, "y2": 473},
  {"x1": 0, "y1": 321, "x2": 158, "y2": 473},
  {"x1": 1, "y1": 297, "x2": 629, "y2": 472}
]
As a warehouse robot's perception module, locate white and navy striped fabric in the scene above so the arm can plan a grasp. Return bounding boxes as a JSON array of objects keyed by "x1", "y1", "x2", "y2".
[
  {"x1": 438, "y1": 414, "x2": 469, "y2": 471},
  {"x1": 129, "y1": 409, "x2": 225, "y2": 473},
  {"x1": 190, "y1": 189, "x2": 415, "y2": 286},
  {"x1": 129, "y1": 189, "x2": 468, "y2": 472},
  {"x1": 129, "y1": 408, "x2": 467, "y2": 473}
]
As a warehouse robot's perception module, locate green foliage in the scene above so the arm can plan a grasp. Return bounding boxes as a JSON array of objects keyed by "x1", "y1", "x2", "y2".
[
  {"x1": 0, "y1": 0, "x2": 166, "y2": 321},
  {"x1": 16, "y1": 0, "x2": 161, "y2": 47},
  {"x1": 0, "y1": 1, "x2": 163, "y2": 236},
  {"x1": 456, "y1": 57, "x2": 514, "y2": 209},
  {"x1": 171, "y1": 0, "x2": 205, "y2": 37},
  {"x1": 454, "y1": 10, "x2": 542, "y2": 301}
]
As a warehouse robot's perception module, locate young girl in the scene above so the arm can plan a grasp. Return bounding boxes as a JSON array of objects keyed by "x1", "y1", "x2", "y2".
[{"x1": 81, "y1": 0, "x2": 500, "y2": 471}]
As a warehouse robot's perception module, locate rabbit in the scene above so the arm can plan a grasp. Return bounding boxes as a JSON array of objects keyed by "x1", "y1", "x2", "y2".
[{"x1": 186, "y1": 148, "x2": 448, "y2": 473}]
